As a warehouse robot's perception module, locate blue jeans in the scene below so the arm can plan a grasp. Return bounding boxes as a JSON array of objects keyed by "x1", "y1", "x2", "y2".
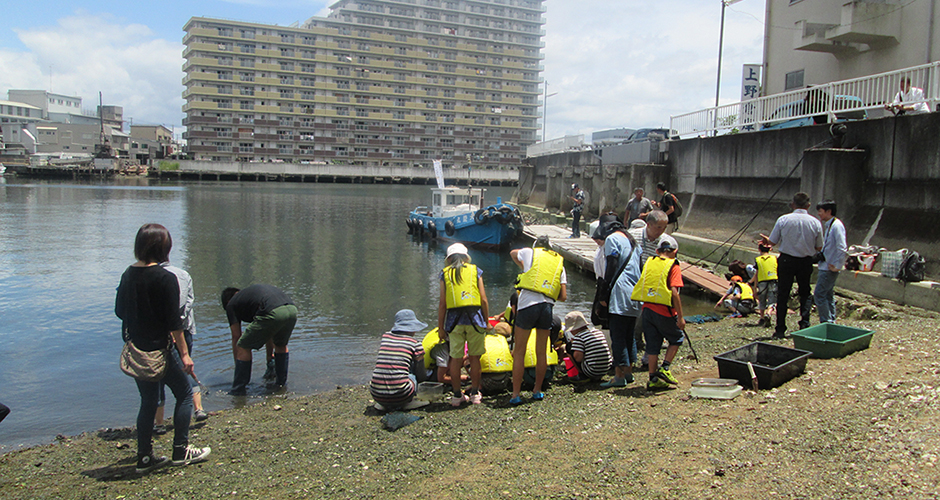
[
  {"x1": 135, "y1": 348, "x2": 193, "y2": 456},
  {"x1": 572, "y1": 210, "x2": 582, "y2": 237},
  {"x1": 608, "y1": 313, "x2": 637, "y2": 368},
  {"x1": 814, "y1": 269, "x2": 840, "y2": 323}
]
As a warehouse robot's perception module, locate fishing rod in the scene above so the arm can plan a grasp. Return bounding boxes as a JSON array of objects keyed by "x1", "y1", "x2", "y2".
[{"x1": 691, "y1": 133, "x2": 843, "y2": 268}]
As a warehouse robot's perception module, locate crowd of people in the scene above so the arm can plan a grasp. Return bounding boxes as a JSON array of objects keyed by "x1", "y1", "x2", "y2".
[{"x1": 114, "y1": 192, "x2": 847, "y2": 474}]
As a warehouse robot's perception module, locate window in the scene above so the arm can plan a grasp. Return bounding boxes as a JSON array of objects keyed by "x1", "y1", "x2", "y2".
[{"x1": 785, "y1": 70, "x2": 805, "y2": 91}]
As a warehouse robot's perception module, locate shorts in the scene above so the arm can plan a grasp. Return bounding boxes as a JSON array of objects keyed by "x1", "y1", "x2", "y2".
[
  {"x1": 736, "y1": 299, "x2": 755, "y2": 316},
  {"x1": 237, "y1": 304, "x2": 298, "y2": 350},
  {"x1": 642, "y1": 308, "x2": 684, "y2": 356},
  {"x1": 515, "y1": 302, "x2": 554, "y2": 331},
  {"x1": 756, "y1": 281, "x2": 778, "y2": 311},
  {"x1": 480, "y1": 372, "x2": 510, "y2": 395},
  {"x1": 448, "y1": 324, "x2": 486, "y2": 358}
]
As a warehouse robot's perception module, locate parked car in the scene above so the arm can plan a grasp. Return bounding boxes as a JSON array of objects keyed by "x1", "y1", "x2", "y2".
[
  {"x1": 625, "y1": 128, "x2": 674, "y2": 142},
  {"x1": 761, "y1": 94, "x2": 867, "y2": 130}
]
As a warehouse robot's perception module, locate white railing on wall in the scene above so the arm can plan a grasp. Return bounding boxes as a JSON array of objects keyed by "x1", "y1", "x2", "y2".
[{"x1": 670, "y1": 62, "x2": 940, "y2": 138}]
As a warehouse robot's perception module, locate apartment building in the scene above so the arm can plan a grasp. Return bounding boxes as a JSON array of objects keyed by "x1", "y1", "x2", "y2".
[
  {"x1": 764, "y1": 0, "x2": 939, "y2": 95},
  {"x1": 182, "y1": 0, "x2": 546, "y2": 168}
]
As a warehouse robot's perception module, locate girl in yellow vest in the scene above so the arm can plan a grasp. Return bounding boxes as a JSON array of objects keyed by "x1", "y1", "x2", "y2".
[
  {"x1": 437, "y1": 243, "x2": 489, "y2": 407},
  {"x1": 508, "y1": 236, "x2": 567, "y2": 405}
]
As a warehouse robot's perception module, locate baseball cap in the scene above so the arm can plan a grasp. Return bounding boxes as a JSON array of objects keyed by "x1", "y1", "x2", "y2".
[{"x1": 657, "y1": 234, "x2": 678, "y2": 253}]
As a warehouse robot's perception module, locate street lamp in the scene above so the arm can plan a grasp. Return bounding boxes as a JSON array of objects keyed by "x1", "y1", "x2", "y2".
[
  {"x1": 542, "y1": 81, "x2": 558, "y2": 143},
  {"x1": 715, "y1": 0, "x2": 745, "y2": 108}
]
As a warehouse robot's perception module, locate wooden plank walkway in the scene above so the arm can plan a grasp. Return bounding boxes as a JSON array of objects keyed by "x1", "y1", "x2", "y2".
[{"x1": 523, "y1": 224, "x2": 731, "y2": 297}]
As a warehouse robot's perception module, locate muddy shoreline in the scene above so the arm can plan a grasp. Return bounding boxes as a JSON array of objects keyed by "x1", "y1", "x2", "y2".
[{"x1": 2, "y1": 291, "x2": 939, "y2": 499}]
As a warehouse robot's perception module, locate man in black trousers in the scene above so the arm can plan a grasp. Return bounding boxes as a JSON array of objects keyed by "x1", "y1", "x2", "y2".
[{"x1": 760, "y1": 192, "x2": 822, "y2": 338}]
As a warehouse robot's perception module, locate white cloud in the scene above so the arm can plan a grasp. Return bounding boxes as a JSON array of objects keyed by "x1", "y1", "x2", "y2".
[
  {"x1": 2, "y1": 14, "x2": 184, "y2": 127},
  {"x1": 542, "y1": 0, "x2": 765, "y2": 138}
]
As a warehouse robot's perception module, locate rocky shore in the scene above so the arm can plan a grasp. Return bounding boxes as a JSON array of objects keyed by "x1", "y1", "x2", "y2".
[{"x1": 2, "y1": 290, "x2": 939, "y2": 499}]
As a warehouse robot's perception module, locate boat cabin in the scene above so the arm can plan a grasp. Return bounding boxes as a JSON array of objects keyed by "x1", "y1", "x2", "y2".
[{"x1": 431, "y1": 186, "x2": 486, "y2": 218}]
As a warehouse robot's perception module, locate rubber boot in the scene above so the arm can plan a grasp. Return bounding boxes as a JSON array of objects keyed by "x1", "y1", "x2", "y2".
[
  {"x1": 230, "y1": 359, "x2": 252, "y2": 395},
  {"x1": 274, "y1": 352, "x2": 289, "y2": 387},
  {"x1": 262, "y1": 358, "x2": 275, "y2": 380}
]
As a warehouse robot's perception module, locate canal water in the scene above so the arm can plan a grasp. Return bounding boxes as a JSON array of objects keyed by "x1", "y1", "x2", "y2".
[{"x1": 0, "y1": 178, "x2": 713, "y2": 451}]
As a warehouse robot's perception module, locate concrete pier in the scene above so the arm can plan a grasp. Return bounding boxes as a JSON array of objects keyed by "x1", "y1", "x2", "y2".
[{"x1": 150, "y1": 160, "x2": 518, "y2": 186}]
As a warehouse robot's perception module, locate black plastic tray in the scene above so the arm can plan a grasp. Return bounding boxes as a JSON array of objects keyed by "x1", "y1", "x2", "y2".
[{"x1": 714, "y1": 342, "x2": 812, "y2": 389}]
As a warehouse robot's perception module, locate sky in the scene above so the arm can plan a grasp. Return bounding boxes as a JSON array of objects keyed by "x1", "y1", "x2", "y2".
[{"x1": 0, "y1": 0, "x2": 766, "y2": 140}]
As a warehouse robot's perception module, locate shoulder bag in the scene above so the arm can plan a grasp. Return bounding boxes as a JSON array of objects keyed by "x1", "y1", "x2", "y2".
[{"x1": 120, "y1": 340, "x2": 169, "y2": 382}]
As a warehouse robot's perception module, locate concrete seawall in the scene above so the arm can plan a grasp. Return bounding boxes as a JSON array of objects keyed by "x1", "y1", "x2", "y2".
[{"x1": 519, "y1": 113, "x2": 940, "y2": 277}]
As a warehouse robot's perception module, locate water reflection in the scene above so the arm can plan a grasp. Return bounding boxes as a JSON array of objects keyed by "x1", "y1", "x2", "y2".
[{"x1": 0, "y1": 178, "x2": 710, "y2": 451}]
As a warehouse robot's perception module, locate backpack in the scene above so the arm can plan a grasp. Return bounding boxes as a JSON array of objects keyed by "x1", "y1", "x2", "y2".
[
  {"x1": 669, "y1": 193, "x2": 683, "y2": 217},
  {"x1": 897, "y1": 251, "x2": 925, "y2": 283}
]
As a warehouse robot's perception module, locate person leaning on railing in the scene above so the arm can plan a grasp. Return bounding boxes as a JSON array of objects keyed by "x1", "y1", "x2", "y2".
[{"x1": 885, "y1": 77, "x2": 930, "y2": 115}]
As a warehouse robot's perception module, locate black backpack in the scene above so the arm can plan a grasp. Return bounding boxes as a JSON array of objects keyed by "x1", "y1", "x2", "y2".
[{"x1": 897, "y1": 251, "x2": 925, "y2": 283}]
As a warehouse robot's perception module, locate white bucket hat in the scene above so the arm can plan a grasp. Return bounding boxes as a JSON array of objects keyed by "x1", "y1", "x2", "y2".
[{"x1": 446, "y1": 242, "x2": 469, "y2": 258}]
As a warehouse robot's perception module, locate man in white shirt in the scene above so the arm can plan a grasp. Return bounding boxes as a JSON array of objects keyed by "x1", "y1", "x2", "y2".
[
  {"x1": 885, "y1": 77, "x2": 930, "y2": 115},
  {"x1": 760, "y1": 192, "x2": 823, "y2": 338}
]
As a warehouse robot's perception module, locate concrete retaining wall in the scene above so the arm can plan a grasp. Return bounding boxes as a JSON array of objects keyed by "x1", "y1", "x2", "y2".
[{"x1": 521, "y1": 112, "x2": 940, "y2": 277}]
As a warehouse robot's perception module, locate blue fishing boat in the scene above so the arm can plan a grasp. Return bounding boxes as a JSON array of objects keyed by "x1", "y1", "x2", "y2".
[{"x1": 406, "y1": 186, "x2": 524, "y2": 251}]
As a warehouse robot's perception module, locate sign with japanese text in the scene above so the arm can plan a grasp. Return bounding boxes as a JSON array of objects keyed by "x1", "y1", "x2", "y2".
[{"x1": 740, "y1": 64, "x2": 761, "y2": 131}]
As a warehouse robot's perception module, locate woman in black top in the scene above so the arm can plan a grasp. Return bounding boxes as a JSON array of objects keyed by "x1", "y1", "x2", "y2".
[{"x1": 115, "y1": 223, "x2": 210, "y2": 474}]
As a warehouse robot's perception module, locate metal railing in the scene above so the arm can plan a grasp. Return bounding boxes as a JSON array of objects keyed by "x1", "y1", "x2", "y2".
[{"x1": 671, "y1": 62, "x2": 940, "y2": 138}]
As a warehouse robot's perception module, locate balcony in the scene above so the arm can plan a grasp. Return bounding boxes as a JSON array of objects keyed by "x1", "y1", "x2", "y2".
[{"x1": 795, "y1": 2, "x2": 900, "y2": 54}]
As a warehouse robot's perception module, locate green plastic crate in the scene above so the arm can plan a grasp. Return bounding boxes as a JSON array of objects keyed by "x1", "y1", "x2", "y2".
[{"x1": 789, "y1": 324, "x2": 874, "y2": 359}]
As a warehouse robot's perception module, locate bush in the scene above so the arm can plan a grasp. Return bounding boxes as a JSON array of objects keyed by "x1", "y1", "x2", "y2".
[{"x1": 157, "y1": 161, "x2": 180, "y2": 171}]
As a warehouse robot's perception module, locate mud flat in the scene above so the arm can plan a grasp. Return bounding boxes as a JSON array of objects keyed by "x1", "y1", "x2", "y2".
[{"x1": 2, "y1": 291, "x2": 939, "y2": 499}]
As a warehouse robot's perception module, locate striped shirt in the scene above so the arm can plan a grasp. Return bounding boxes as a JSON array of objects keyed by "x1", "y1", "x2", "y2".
[
  {"x1": 628, "y1": 227, "x2": 663, "y2": 267},
  {"x1": 369, "y1": 332, "x2": 424, "y2": 406},
  {"x1": 570, "y1": 328, "x2": 613, "y2": 379}
]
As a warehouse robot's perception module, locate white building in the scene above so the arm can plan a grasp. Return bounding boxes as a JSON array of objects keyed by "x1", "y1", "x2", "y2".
[{"x1": 763, "y1": 0, "x2": 940, "y2": 95}]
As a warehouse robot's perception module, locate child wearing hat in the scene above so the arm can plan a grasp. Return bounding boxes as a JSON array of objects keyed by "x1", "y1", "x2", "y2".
[
  {"x1": 630, "y1": 235, "x2": 685, "y2": 391},
  {"x1": 715, "y1": 275, "x2": 756, "y2": 317},
  {"x1": 370, "y1": 309, "x2": 430, "y2": 411},
  {"x1": 564, "y1": 311, "x2": 613, "y2": 382},
  {"x1": 438, "y1": 243, "x2": 490, "y2": 406}
]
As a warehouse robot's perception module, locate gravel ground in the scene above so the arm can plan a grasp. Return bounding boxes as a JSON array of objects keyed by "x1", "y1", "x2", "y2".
[{"x1": 2, "y1": 290, "x2": 939, "y2": 499}]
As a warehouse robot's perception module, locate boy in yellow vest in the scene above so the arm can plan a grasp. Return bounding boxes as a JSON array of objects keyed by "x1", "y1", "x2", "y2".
[
  {"x1": 714, "y1": 275, "x2": 755, "y2": 317},
  {"x1": 749, "y1": 243, "x2": 778, "y2": 327},
  {"x1": 631, "y1": 235, "x2": 685, "y2": 391}
]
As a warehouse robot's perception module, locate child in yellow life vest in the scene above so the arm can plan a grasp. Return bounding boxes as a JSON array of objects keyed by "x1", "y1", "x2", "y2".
[
  {"x1": 749, "y1": 243, "x2": 778, "y2": 327},
  {"x1": 437, "y1": 243, "x2": 489, "y2": 407},
  {"x1": 630, "y1": 235, "x2": 685, "y2": 391},
  {"x1": 715, "y1": 275, "x2": 756, "y2": 317}
]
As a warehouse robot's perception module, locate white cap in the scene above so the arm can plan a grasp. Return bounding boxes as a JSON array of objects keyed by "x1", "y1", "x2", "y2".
[{"x1": 446, "y1": 243, "x2": 469, "y2": 258}]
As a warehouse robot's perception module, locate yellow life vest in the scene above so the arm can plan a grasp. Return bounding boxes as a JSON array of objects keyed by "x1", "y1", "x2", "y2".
[
  {"x1": 443, "y1": 264, "x2": 482, "y2": 309},
  {"x1": 480, "y1": 334, "x2": 513, "y2": 373},
  {"x1": 630, "y1": 256, "x2": 677, "y2": 306},
  {"x1": 516, "y1": 248, "x2": 564, "y2": 300},
  {"x1": 738, "y1": 282, "x2": 754, "y2": 301},
  {"x1": 422, "y1": 328, "x2": 444, "y2": 371},
  {"x1": 523, "y1": 328, "x2": 560, "y2": 368},
  {"x1": 755, "y1": 254, "x2": 778, "y2": 282}
]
